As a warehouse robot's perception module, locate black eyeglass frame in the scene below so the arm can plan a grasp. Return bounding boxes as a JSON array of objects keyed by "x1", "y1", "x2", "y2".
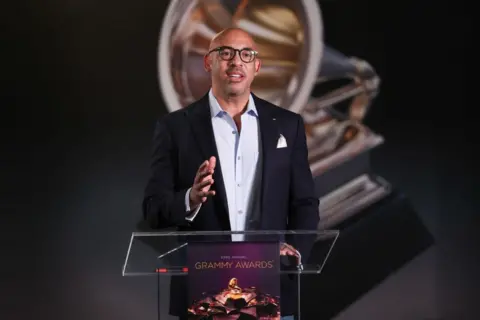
[{"x1": 207, "y1": 46, "x2": 258, "y2": 63}]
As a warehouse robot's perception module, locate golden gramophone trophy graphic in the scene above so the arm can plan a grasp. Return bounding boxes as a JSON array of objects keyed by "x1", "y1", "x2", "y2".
[{"x1": 157, "y1": 0, "x2": 391, "y2": 229}]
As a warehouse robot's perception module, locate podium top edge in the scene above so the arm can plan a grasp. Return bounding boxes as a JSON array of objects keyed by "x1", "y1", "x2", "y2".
[{"x1": 131, "y1": 230, "x2": 340, "y2": 237}]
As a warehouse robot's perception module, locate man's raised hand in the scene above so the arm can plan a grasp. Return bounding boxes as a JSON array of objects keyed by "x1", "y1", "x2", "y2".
[{"x1": 189, "y1": 156, "x2": 216, "y2": 209}]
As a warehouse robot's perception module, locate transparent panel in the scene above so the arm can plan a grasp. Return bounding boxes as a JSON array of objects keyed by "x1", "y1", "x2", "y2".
[{"x1": 122, "y1": 230, "x2": 339, "y2": 277}]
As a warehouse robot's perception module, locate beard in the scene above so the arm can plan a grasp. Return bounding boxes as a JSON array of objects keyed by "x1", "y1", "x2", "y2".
[
  {"x1": 224, "y1": 79, "x2": 250, "y2": 97},
  {"x1": 225, "y1": 86, "x2": 244, "y2": 96}
]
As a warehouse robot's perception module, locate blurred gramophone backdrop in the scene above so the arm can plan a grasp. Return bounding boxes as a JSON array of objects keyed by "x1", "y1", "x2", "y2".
[{"x1": 3, "y1": 0, "x2": 475, "y2": 319}]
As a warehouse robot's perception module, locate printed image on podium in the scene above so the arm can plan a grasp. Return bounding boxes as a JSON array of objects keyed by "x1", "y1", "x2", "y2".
[{"x1": 187, "y1": 241, "x2": 281, "y2": 319}]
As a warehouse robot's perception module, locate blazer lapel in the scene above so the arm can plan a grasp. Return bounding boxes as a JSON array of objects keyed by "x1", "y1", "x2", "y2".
[
  {"x1": 186, "y1": 94, "x2": 230, "y2": 230},
  {"x1": 254, "y1": 95, "x2": 280, "y2": 217}
]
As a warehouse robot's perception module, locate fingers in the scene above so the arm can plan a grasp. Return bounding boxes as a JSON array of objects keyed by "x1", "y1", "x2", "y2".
[
  {"x1": 280, "y1": 248, "x2": 294, "y2": 255},
  {"x1": 195, "y1": 157, "x2": 216, "y2": 183},
  {"x1": 198, "y1": 157, "x2": 216, "y2": 173},
  {"x1": 195, "y1": 168, "x2": 213, "y2": 184},
  {"x1": 194, "y1": 161, "x2": 209, "y2": 182},
  {"x1": 198, "y1": 189, "x2": 216, "y2": 198},
  {"x1": 191, "y1": 157, "x2": 217, "y2": 204},
  {"x1": 192, "y1": 176, "x2": 215, "y2": 202},
  {"x1": 208, "y1": 156, "x2": 216, "y2": 170},
  {"x1": 197, "y1": 160, "x2": 209, "y2": 172},
  {"x1": 280, "y1": 244, "x2": 299, "y2": 257},
  {"x1": 280, "y1": 249, "x2": 299, "y2": 257},
  {"x1": 196, "y1": 178, "x2": 214, "y2": 190}
]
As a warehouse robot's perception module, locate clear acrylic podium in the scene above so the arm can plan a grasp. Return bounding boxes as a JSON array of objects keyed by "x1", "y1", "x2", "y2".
[{"x1": 123, "y1": 230, "x2": 339, "y2": 320}]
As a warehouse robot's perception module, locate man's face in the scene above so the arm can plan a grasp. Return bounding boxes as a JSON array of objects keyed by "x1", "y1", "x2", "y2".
[{"x1": 204, "y1": 30, "x2": 260, "y2": 97}]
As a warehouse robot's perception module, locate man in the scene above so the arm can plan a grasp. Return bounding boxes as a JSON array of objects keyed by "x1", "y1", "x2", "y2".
[{"x1": 143, "y1": 28, "x2": 319, "y2": 320}]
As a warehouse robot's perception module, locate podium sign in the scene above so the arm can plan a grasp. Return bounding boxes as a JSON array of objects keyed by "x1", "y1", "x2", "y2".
[
  {"x1": 123, "y1": 230, "x2": 339, "y2": 319},
  {"x1": 187, "y1": 241, "x2": 281, "y2": 319}
]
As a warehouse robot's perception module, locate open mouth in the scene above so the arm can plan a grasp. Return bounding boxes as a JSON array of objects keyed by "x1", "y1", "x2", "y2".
[{"x1": 226, "y1": 72, "x2": 245, "y2": 81}]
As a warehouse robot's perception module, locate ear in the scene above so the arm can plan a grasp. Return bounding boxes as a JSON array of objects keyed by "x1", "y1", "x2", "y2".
[
  {"x1": 204, "y1": 54, "x2": 211, "y2": 72},
  {"x1": 254, "y1": 58, "x2": 261, "y2": 74}
]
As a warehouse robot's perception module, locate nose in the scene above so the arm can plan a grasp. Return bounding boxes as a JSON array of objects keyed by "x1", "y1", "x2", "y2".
[{"x1": 229, "y1": 51, "x2": 243, "y2": 65}]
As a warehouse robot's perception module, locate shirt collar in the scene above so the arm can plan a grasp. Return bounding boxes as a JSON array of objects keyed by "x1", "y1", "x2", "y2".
[{"x1": 208, "y1": 88, "x2": 258, "y2": 118}]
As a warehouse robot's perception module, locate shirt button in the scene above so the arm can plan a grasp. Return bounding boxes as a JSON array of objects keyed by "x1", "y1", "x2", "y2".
[
  {"x1": 237, "y1": 183, "x2": 241, "y2": 187},
  {"x1": 238, "y1": 210, "x2": 243, "y2": 214},
  {"x1": 232, "y1": 131, "x2": 236, "y2": 134},
  {"x1": 237, "y1": 156, "x2": 241, "y2": 160}
]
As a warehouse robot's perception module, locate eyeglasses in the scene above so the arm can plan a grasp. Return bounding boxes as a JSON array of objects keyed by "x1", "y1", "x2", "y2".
[{"x1": 207, "y1": 46, "x2": 258, "y2": 63}]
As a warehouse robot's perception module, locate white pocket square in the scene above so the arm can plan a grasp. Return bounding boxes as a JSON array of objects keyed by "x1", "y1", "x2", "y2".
[{"x1": 276, "y1": 134, "x2": 287, "y2": 148}]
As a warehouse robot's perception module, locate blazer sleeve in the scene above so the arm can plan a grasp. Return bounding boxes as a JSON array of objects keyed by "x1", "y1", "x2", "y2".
[
  {"x1": 142, "y1": 117, "x2": 191, "y2": 229},
  {"x1": 287, "y1": 114, "x2": 320, "y2": 260},
  {"x1": 287, "y1": 114, "x2": 320, "y2": 230}
]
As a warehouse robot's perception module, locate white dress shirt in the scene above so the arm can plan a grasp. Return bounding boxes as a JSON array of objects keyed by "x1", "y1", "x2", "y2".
[{"x1": 185, "y1": 89, "x2": 261, "y2": 241}]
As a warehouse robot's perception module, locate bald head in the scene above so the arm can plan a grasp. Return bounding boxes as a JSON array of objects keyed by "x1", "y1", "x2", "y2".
[
  {"x1": 204, "y1": 27, "x2": 261, "y2": 101},
  {"x1": 208, "y1": 28, "x2": 257, "y2": 52}
]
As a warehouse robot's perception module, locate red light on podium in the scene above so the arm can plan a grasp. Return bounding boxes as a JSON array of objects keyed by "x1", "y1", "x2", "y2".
[{"x1": 155, "y1": 268, "x2": 188, "y2": 273}]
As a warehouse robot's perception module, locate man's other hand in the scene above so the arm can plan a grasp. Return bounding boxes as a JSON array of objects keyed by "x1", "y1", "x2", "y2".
[{"x1": 280, "y1": 242, "x2": 302, "y2": 266}]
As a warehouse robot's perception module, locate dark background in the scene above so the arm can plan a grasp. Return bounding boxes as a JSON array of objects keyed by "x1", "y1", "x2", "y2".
[{"x1": 3, "y1": 0, "x2": 476, "y2": 319}]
